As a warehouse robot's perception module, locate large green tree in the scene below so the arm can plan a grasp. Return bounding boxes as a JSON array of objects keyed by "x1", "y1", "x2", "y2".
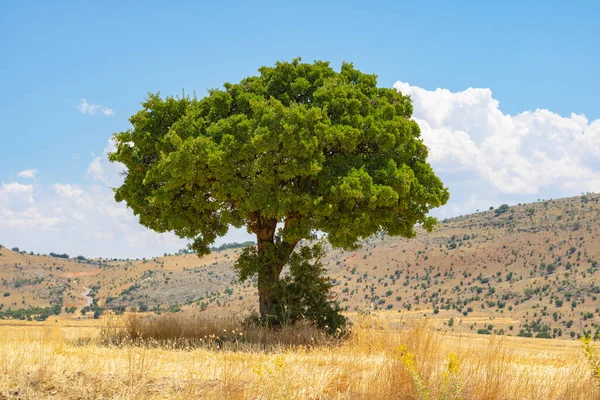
[{"x1": 109, "y1": 59, "x2": 449, "y2": 320}]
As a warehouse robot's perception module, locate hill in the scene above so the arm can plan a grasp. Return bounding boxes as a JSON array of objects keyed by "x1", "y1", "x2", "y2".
[{"x1": 1, "y1": 193, "x2": 599, "y2": 338}]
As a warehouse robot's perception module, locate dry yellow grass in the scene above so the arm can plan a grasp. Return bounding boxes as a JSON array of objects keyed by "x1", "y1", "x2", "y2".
[{"x1": 0, "y1": 313, "x2": 597, "y2": 399}]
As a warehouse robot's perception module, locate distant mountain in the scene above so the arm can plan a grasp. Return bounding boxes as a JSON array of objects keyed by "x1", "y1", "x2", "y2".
[{"x1": 1, "y1": 193, "x2": 599, "y2": 338}]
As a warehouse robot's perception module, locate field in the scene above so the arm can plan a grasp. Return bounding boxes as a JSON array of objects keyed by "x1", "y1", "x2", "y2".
[{"x1": 0, "y1": 313, "x2": 597, "y2": 399}]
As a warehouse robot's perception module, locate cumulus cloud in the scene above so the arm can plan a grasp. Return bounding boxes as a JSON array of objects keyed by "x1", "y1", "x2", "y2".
[
  {"x1": 394, "y1": 82, "x2": 600, "y2": 217},
  {"x1": 0, "y1": 182, "x2": 34, "y2": 210},
  {"x1": 0, "y1": 169, "x2": 189, "y2": 258},
  {"x1": 77, "y1": 98, "x2": 115, "y2": 116},
  {"x1": 0, "y1": 182, "x2": 60, "y2": 230},
  {"x1": 86, "y1": 139, "x2": 127, "y2": 187},
  {"x1": 86, "y1": 156, "x2": 104, "y2": 181},
  {"x1": 18, "y1": 169, "x2": 37, "y2": 179},
  {"x1": 54, "y1": 183, "x2": 84, "y2": 199}
]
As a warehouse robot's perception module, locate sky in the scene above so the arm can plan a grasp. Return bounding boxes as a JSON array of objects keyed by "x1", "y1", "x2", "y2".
[{"x1": 0, "y1": 1, "x2": 598, "y2": 258}]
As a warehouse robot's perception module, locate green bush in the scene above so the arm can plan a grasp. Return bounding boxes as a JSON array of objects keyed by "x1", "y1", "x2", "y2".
[
  {"x1": 262, "y1": 243, "x2": 346, "y2": 334},
  {"x1": 495, "y1": 204, "x2": 509, "y2": 216}
]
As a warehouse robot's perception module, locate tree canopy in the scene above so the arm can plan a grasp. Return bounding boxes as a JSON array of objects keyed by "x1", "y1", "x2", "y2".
[{"x1": 109, "y1": 58, "x2": 449, "y2": 322}]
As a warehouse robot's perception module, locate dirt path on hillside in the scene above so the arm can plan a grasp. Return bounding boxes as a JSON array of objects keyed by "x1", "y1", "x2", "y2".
[{"x1": 81, "y1": 287, "x2": 93, "y2": 307}]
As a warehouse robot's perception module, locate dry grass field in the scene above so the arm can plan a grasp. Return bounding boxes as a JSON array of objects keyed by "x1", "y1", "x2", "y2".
[{"x1": 0, "y1": 313, "x2": 598, "y2": 400}]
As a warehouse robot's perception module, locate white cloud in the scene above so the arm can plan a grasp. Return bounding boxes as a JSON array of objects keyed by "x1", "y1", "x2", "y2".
[
  {"x1": 86, "y1": 156, "x2": 104, "y2": 181},
  {"x1": 54, "y1": 183, "x2": 83, "y2": 197},
  {"x1": 85, "y1": 139, "x2": 126, "y2": 187},
  {"x1": 394, "y1": 82, "x2": 600, "y2": 203},
  {"x1": 0, "y1": 173, "x2": 190, "y2": 258},
  {"x1": 18, "y1": 169, "x2": 37, "y2": 179},
  {"x1": 77, "y1": 98, "x2": 115, "y2": 116},
  {"x1": 0, "y1": 182, "x2": 34, "y2": 209},
  {"x1": 0, "y1": 183, "x2": 60, "y2": 230}
]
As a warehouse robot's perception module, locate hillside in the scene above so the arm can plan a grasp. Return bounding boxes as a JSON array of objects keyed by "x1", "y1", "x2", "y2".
[{"x1": 1, "y1": 193, "x2": 599, "y2": 338}]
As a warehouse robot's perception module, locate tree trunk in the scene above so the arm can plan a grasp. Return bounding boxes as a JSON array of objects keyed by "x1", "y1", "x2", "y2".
[
  {"x1": 253, "y1": 217, "x2": 278, "y2": 319},
  {"x1": 258, "y1": 264, "x2": 280, "y2": 319},
  {"x1": 249, "y1": 212, "x2": 300, "y2": 320}
]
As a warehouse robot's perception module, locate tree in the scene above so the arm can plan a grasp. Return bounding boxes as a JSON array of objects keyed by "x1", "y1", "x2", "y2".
[
  {"x1": 495, "y1": 204, "x2": 509, "y2": 216},
  {"x1": 109, "y1": 59, "x2": 449, "y2": 322},
  {"x1": 49, "y1": 252, "x2": 69, "y2": 259},
  {"x1": 93, "y1": 308, "x2": 103, "y2": 319}
]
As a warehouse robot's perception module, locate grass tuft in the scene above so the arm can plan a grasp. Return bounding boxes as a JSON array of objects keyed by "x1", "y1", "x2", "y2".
[{"x1": 98, "y1": 312, "x2": 341, "y2": 350}]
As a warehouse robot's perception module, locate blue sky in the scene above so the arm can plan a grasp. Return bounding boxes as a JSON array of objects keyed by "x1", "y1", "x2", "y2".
[{"x1": 0, "y1": 1, "x2": 599, "y2": 258}]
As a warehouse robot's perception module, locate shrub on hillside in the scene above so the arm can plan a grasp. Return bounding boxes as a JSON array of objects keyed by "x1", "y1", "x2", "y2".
[{"x1": 495, "y1": 204, "x2": 509, "y2": 216}]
